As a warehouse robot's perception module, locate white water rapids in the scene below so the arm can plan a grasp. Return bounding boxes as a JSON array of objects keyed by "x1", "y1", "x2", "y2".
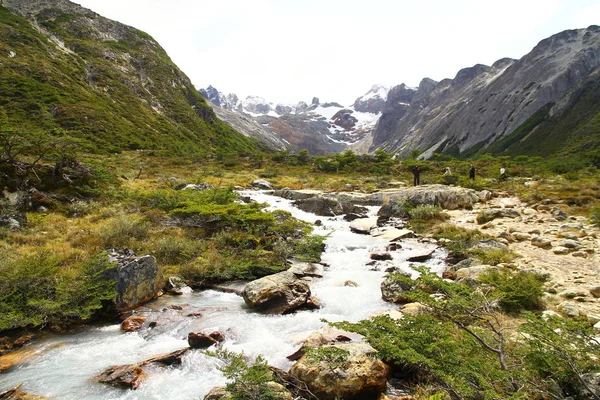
[{"x1": 0, "y1": 191, "x2": 446, "y2": 399}]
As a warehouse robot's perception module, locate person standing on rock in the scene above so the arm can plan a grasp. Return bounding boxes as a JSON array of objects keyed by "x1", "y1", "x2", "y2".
[
  {"x1": 469, "y1": 165, "x2": 476, "y2": 180},
  {"x1": 413, "y1": 165, "x2": 421, "y2": 186}
]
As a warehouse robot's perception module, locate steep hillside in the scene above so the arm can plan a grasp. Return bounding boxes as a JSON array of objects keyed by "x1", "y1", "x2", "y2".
[
  {"x1": 368, "y1": 26, "x2": 600, "y2": 159},
  {"x1": 0, "y1": 0, "x2": 261, "y2": 155},
  {"x1": 480, "y1": 71, "x2": 600, "y2": 162}
]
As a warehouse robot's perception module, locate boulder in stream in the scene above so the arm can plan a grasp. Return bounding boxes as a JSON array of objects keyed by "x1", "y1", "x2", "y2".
[
  {"x1": 0, "y1": 382, "x2": 48, "y2": 399},
  {"x1": 242, "y1": 271, "x2": 311, "y2": 315},
  {"x1": 289, "y1": 343, "x2": 389, "y2": 400},
  {"x1": 381, "y1": 272, "x2": 413, "y2": 304},
  {"x1": 104, "y1": 250, "x2": 163, "y2": 311},
  {"x1": 293, "y1": 196, "x2": 343, "y2": 217},
  {"x1": 188, "y1": 332, "x2": 218, "y2": 349},
  {"x1": 121, "y1": 316, "x2": 146, "y2": 332},
  {"x1": 203, "y1": 382, "x2": 293, "y2": 400},
  {"x1": 93, "y1": 364, "x2": 147, "y2": 390}
]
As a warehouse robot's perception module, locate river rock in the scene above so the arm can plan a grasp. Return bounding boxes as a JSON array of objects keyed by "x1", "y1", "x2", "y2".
[
  {"x1": 553, "y1": 246, "x2": 570, "y2": 255},
  {"x1": 350, "y1": 217, "x2": 377, "y2": 234},
  {"x1": 577, "y1": 373, "x2": 600, "y2": 399},
  {"x1": 288, "y1": 260, "x2": 324, "y2": 278},
  {"x1": 512, "y1": 232, "x2": 531, "y2": 241},
  {"x1": 242, "y1": 271, "x2": 311, "y2": 314},
  {"x1": 0, "y1": 213, "x2": 27, "y2": 230},
  {"x1": 188, "y1": 332, "x2": 218, "y2": 349},
  {"x1": 121, "y1": 316, "x2": 146, "y2": 332},
  {"x1": 590, "y1": 286, "x2": 600, "y2": 298},
  {"x1": 477, "y1": 190, "x2": 492, "y2": 202},
  {"x1": 561, "y1": 239, "x2": 582, "y2": 249},
  {"x1": 381, "y1": 273, "x2": 412, "y2": 303},
  {"x1": 531, "y1": 237, "x2": 552, "y2": 249},
  {"x1": 377, "y1": 201, "x2": 410, "y2": 219},
  {"x1": 203, "y1": 382, "x2": 293, "y2": 400},
  {"x1": 406, "y1": 249, "x2": 435, "y2": 262},
  {"x1": 251, "y1": 179, "x2": 273, "y2": 190},
  {"x1": 141, "y1": 348, "x2": 190, "y2": 366},
  {"x1": 105, "y1": 251, "x2": 162, "y2": 311},
  {"x1": 289, "y1": 343, "x2": 389, "y2": 400},
  {"x1": 558, "y1": 301, "x2": 580, "y2": 317},
  {"x1": 293, "y1": 197, "x2": 343, "y2": 216},
  {"x1": 0, "y1": 383, "x2": 48, "y2": 400},
  {"x1": 370, "y1": 251, "x2": 392, "y2": 261},
  {"x1": 400, "y1": 302, "x2": 432, "y2": 316},
  {"x1": 371, "y1": 228, "x2": 415, "y2": 240},
  {"x1": 164, "y1": 276, "x2": 190, "y2": 295},
  {"x1": 478, "y1": 209, "x2": 521, "y2": 223},
  {"x1": 0, "y1": 347, "x2": 38, "y2": 372},
  {"x1": 93, "y1": 364, "x2": 147, "y2": 389},
  {"x1": 273, "y1": 189, "x2": 322, "y2": 201}
]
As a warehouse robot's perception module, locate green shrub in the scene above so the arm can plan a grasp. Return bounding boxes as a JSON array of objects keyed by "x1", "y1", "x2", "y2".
[
  {"x1": 0, "y1": 250, "x2": 116, "y2": 330},
  {"x1": 468, "y1": 248, "x2": 518, "y2": 266},
  {"x1": 479, "y1": 269, "x2": 546, "y2": 312},
  {"x1": 589, "y1": 204, "x2": 600, "y2": 226},
  {"x1": 206, "y1": 348, "x2": 278, "y2": 400},
  {"x1": 98, "y1": 213, "x2": 150, "y2": 248},
  {"x1": 292, "y1": 234, "x2": 326, "y2": 262},
  {"x1": 145, "y1": 235, "x2": 203, "y2": 265},
  {"x1": 432, "y1": 224, "x2": 488, "y2": 256},
  {"x1": 409, "y1": 205, "x2": 445, "y2": 221},
  {"x1": 258, "y1": 168, "x2": 280, "y2": 178}
]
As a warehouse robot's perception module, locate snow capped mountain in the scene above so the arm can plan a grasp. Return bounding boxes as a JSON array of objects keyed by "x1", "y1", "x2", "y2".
[{"x1": 199, "y1": 85, "x2": 391, "y2": 154}]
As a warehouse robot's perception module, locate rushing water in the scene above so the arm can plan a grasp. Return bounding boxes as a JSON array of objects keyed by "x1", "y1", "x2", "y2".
[{"x1": 0, "y1": 191, "x2": 446, "y2": 399}]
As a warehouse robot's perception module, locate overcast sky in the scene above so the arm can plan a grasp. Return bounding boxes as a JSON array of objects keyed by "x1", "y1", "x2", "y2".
[{"x1": 75, "y1": 0, "x2": 599, "y2": 105}]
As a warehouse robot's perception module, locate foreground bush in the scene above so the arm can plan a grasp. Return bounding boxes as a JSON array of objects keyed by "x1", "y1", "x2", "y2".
[
  {"x1": 0, "y1": 250, "x2": 116, "y2": 330},
  {"x1": 334, "y1": 267, "x2": 600, "y2": 399}
]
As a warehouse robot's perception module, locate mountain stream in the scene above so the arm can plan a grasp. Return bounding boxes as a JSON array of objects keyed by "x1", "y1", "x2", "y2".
[{"x1": 0, "y1": 191, "x2": 446, "y2": 399}]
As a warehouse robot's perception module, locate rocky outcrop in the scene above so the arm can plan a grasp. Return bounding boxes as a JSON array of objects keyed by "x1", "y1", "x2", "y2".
[
  {"x1": 375, "y1": 185, "x2": 479, "y2": 211},
  {"x1": 242, "y1": 271, "x2": 311, "y2": 314},
  {"x1": 290, "y1": 343, "x2": 389, "y2": 400},
  {"x1": 104, "y1": 249, "x2": 162, "y2": 311}
]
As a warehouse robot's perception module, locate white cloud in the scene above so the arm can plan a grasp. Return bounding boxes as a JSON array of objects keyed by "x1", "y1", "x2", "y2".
[{"x1": 75, "y1": 0, "x2": 595, "y2": 104}]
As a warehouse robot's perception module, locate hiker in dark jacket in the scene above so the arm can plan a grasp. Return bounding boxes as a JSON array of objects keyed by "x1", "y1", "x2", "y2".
[
  {"x1": 469, "y1": 165, "x2": 476, "y2": 180},
  {"x1": 413, "y1": 166, "x2": 421, "y2": 186}
]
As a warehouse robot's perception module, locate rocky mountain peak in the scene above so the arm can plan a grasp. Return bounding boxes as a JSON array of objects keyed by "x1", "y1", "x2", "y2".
[{"x1": 353, "y1": 84, "x2": 391, "y2": 114}]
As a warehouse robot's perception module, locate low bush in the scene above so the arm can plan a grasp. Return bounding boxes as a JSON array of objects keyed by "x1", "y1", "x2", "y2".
[
  {"x1": 479, "y1": 269, "x2": 546, "y2": 312},
  {"x1": 0, "y1": 250, "x2": 116, "y2": 330},
  {"x1": 432, "y1": 224, "x2": 488, "y2": 256},
  {"x1": 590, "y1": 204, "x2": 600, "y2": 226},
  {"x1": 468, "y1": 247, "x2": 518, "y2": 266}
]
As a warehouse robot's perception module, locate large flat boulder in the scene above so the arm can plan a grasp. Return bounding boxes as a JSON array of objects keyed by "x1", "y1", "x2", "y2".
[
  {"x1": 374, "y1": 185, "x2": 479, "y2": 210},
  {"x1": 242, "y1": 271, "x2": 311, "y2": 314}
]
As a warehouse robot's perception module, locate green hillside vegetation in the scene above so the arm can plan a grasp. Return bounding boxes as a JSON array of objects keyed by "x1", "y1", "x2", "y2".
[
  {"x1": 0, "y1": 6, "x2": 260, "y2": 156},
  {"x1": 473, "y1": 75, "x2": 600, "y2": 169}
]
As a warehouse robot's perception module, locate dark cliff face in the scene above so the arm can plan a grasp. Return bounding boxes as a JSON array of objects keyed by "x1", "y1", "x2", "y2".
[
  {"x1": 369, "y1": 25, "x2": 600, "y2": 158},
  {"x1": 0, "y1": 0, "x2": 262, "y2": 154}
]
